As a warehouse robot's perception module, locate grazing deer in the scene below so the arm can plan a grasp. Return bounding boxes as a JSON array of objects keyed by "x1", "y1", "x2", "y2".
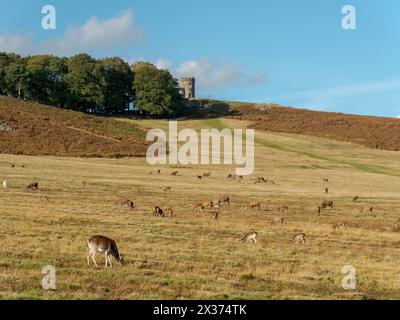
[
  {"x1": 279, "y1": 206, "x2": 289, "y2": 214},
  {"x1": 171, "y1": 171, "x2": 179, "y2": 176},
  {"x1": 240, "y1": 232, "x2": 258, "y2": 244},
  {"x1": 393, "y1": 219, "x2": 400, "y2": 233},
  {"x1": 87, "y1": 235, "x2": 124, "y2": 268},
  {"x1": 321, "y1": 200, "x2": 333, "y2": 210},
  {"x1": 164, "y1": 186, "x2": 172, "y2": 192},
  {"x1": 270, "y1": 217, "x2": 285, "y2": 226},
  {"x1": 352, "y1": 195, "x2": 359, "y2": 202},
  {"x1": 226, "y1": 174, "x2": 233, "y2": 179},
  {"x1": 323, "y1": 178, "x2": 329, "y2": 182},
  {"x1": 194, "y1": 205, "x2": 205, "y2": 213},
  {"x1": 203, "y1": 172, "x2": 212, "y2": 177},
  {"x1": 26, "y1": 182, "x2": 39, "y2": 191},
  {"x1": 332, "y1": 221, "x2": 347, "y2": 231},
  {"x1": 81, "y1": 181, "x2": 87, "y2": 187},
  {"x1": 212, "y1": 199, "x2": 222, "y2": 209},
  {"x1": 202, "y1": 201, "x2": 213, "y2": 209},
  {"x1": 11, "y1": 164, "x2": 15, "y2": 168},
  {"x1": 246, "y1": 202, "x2": 261, "y2": 210},
  {"x1": 2, "y1": 180, "x2": 7, "y2": 189},
  {"x1": 164, "y1": 208, "x2": 174, "y2": 218},
  {"x1": 197, "y1": 175, "x2": 203, "y2": 180},
  {"x1": 41, "y1": 196, "x2": 49, "y2": 204},
  {"x1": 133, "y1": 186, "x2": 142, "y2": 195},
  {"x1": 289, "y1": 233, "x2": 306, "y2": 244},
  {"x1": 221, "y1": 196, "x2": 230, "y2": 206},
  {"x1": 361, "y1": 207, "x2": 375, "y2": 216},
  {"x1": 153, "y1": 207, "x2": 164, "y2": 217},
  {"x1": 127, "y1": 201, "x2": 135, "y2": 209}
]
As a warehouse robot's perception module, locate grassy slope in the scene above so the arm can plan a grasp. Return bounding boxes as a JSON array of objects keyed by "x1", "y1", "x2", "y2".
[
  {"x1": 1, "y1": 118, "x2": 400, "y2": 299},
  {"x1": 0, "y1": 96, "x2": 148, "y2": 158},
  {"x1": 224, "y1": 102, "x2": 400, "y2": 152}
]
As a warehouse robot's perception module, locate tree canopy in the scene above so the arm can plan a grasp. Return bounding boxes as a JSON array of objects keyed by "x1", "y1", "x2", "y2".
[{"x1": 0, "y1": 52, "x2": 184, "y2": 116}]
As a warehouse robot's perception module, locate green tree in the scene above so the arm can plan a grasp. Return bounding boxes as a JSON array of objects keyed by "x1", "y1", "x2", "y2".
[
  {"x1": 99, "y1": 57, "x2": 133, "y2": 114},
  {"x1": 64, "y1": 54, "x2": 106, "y2": 113},
  {"x1": 24, "y1": 55, "x2": 68, "y2": 106},
  {"x1": 132, "y1": 62, "x2": 183, "y2": 116},
  {"x1": 3, "y1": 57, "x2": 30, "y2": 99}
]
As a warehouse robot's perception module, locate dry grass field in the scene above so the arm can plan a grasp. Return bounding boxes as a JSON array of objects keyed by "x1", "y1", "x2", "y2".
[{"x1": 1, "y1": 117, "x2": 400, "y2": 300}]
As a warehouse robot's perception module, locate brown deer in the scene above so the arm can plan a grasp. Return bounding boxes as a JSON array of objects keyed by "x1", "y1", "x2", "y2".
[
  {"x1": 164, "y1": 208, "x2": 174, "y2": 218},
  {"x1": 321, "y1": 200, "x2": 334, "y2": 210},
  {"x1": 246, "y1": 202, "x2": 261, "y2": 210},
  {"x1": 361, "y1": 207, "x2": 375, "y2": 216},
  {"x1": 221, "y1": 196, "x2": 230, "y2": 206},
  {"x1": 133, "y1": 186, "x2": 142, "y2": 195},
  {"x1": 279, "y1": 206, "x2": 289, "y2": 214},
  {"x1": 203, "y1": 172, "x2": 212, "y2": 178},
  {"x1": 197, "y1": 175, "x2": 203, "y2": 180},
  {"x1": 164, "y1": 186, "x2": 172, "y2": 192},
  {"x1": 26, "y1": 182, "x2": 39, "y2": 191},
  {"x1": 332, "y1": 221, "x2": 348, "y2": 231},
  {"x1": 270, "y1": 217, "x2": 285, "y2": 226},
  {"x1": 171, "y1": 171, "x2": 179, "y2": 176},
  {"x1": 153, "y1": 207, "x2": 164, "y2": 217},
  {"x1": 352, "y1": 195, "x2": 359, "y2": 202},
  {"x1": 87, "y1": 235, "x2": 124, "y2": 268},
  {"x1": 81, "y1": 181, "x2": 87, "y2": 187},
  {"x1": 289, "y1": 233, "x2": 306, "y2": 244},
  {"x1": 240, "y1": 232, "x2": 258, "y2": 244},
  {"x1": 212, "y1": 212, "x2": 219, "y2": 220}
]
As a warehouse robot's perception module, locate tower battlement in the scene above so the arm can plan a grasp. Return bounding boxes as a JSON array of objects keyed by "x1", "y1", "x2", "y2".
[{"x1": 180, "y1": 77, "x2": 195, "y2": 99}]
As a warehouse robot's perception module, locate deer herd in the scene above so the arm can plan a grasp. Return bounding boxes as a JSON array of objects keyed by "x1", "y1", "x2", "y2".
[{"x1": 2, "y1": 166, "x2": 390, "y2": 269}]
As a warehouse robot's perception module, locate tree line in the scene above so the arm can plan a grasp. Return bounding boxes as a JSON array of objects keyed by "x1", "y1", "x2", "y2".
[{"x1": 0, "y1": 52, "x2": 183, "y2": 116}]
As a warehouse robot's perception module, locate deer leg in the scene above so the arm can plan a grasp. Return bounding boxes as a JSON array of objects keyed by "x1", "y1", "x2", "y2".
[
  {"x1": 109, "y1": 255, "x2": 113, "y2": 268},
  {"x1": 87, "y1": 251, "x2": 92, "y2": 266},
  {"x1": 105, "y1": 252, "x2": 109, "y2": 268},
  {"x1": 92, "y1": 252, "x2": 98, "y2": 267}
]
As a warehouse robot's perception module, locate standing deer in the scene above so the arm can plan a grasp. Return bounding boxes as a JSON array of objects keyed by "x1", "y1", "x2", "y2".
[
  {"x1": 171, "y1": 171, "x2": 179, "y2": 176},
  {"x1": 164, "y1": 208, "x2": 174, "y2": 218},
  {"x1": 87, "y1": 235, "x2": 124, "y2": 268}
]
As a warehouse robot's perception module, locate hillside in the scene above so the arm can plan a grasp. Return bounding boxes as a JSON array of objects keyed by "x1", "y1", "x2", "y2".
[
  {"x1": 2, "y1": 118, "x2": 400, "y2": 299},
  {"x1": 0, "y1": 96, "x2": 148, "y2": 158},
  {"x1": 228, "y1": 103, "x2": 400, "y2": 151}
]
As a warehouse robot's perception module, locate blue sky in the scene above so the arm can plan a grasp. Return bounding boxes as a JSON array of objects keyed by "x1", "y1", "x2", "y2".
[{"x1": 0, "y1": 0, "x2": 399, "y2": 117}]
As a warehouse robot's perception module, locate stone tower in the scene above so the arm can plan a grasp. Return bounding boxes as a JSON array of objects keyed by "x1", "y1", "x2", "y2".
[{"x1": 180, "y1": 77, "x2": 195, "y2": 99}]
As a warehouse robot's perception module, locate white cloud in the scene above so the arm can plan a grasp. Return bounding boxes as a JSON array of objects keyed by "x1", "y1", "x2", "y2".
[
  {"x1": 155, "y1": 59, "x2": 172, "y2": 70},
  {"x1": 157, "y1": 58, "x2": 267, "y2": 90},
  {"x1": 0, "y1": 9, "x2": 143, "y2": 56},
  {"x1": 0, "y1": 32, "x2": 35, "y2": 55}
]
